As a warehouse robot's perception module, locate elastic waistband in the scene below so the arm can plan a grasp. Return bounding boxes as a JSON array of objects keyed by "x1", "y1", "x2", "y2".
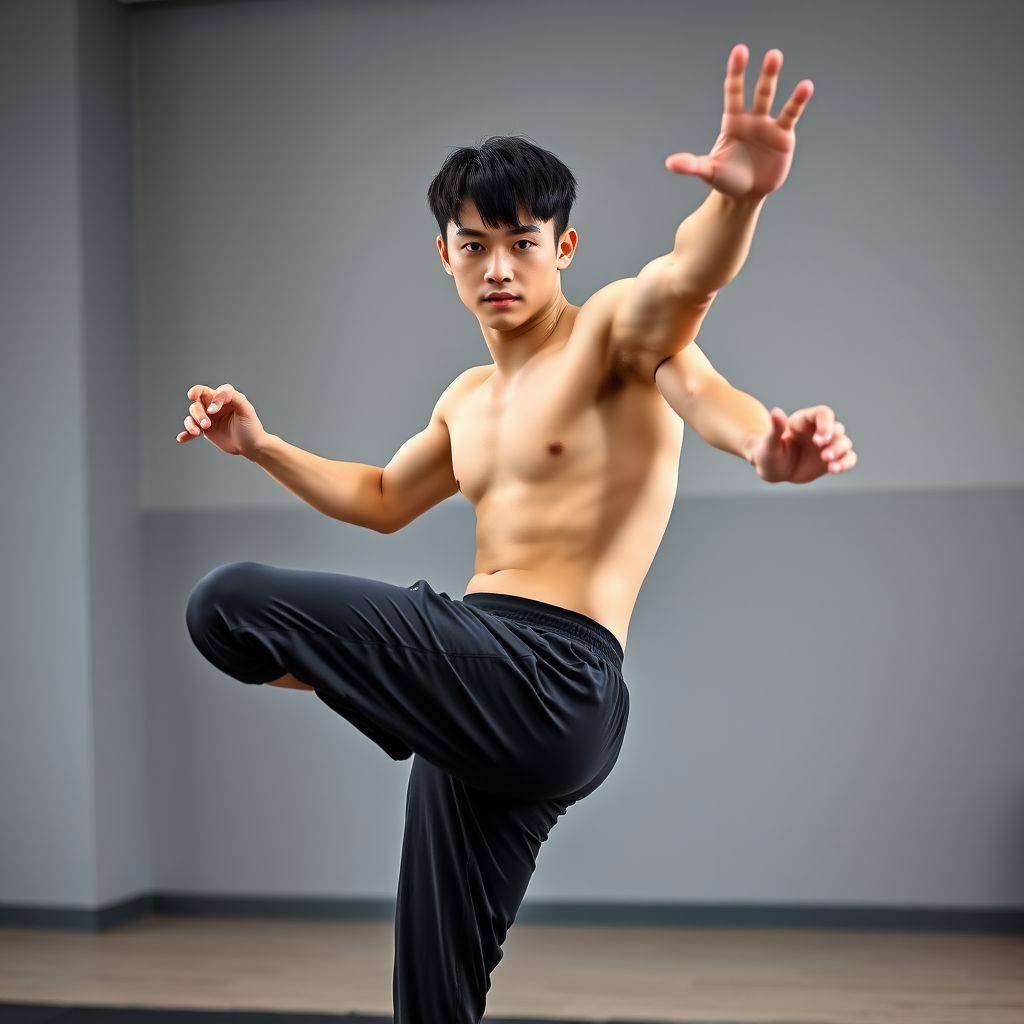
[{"x1": 462, "y1": 593, "x2": 623, "y2": 669}]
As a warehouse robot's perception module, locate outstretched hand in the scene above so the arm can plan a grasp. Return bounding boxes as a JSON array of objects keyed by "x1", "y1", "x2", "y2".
[
  {"x1": 666, "y1": 45, "x2": 813, "y2": 198},
  {"x1": 752, "y1": 406, "x2": 857, "y2": 483}
]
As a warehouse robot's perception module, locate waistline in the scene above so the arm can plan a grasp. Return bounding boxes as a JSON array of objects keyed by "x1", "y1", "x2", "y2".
[{"x1": 462, "y1": 593, "x2": 623, "y2": 670}]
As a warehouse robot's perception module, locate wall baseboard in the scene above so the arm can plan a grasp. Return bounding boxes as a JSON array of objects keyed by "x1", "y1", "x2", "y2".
[
  {"x1": 3, "y1": 894, "x2": 1022, "y2": 934},
  {"x1": 515, "y1": 900, "x2": 1024, "y2": 933},
  {"x1": 152, "y1": 894, "x2": 394, "y2": 921},
  {"x1": 0, "y1": 894, "x2": 153, "y2": 932}
]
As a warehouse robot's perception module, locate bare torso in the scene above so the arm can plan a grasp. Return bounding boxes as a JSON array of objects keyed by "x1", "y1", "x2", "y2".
[{"x1": 448, "y1": 295, "x2": 684, "y2": 648}]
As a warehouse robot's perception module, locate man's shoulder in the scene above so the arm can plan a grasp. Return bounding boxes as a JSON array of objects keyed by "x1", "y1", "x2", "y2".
[
  {"x1": 449, "y1": 363, "x2": 495, "y2": 391},
  {"x1": 576, "y1": 278, "x2": 636, "y2": 320},
  {"x1": 567, "y1": 279, "x2": 638, "y2": 349},
  {"x1": 433, "y1": 363, "x2": 494, "y2": 421}
]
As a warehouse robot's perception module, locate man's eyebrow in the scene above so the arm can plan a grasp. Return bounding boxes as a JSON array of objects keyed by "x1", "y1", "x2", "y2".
[{"x1": 454, "y1": 223, "x2": 542, "y2": 237}]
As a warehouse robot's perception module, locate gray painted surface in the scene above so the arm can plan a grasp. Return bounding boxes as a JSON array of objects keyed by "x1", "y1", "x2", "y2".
[
  {"x1": 0, "y1": 0, "x2": 148, "y2": 908},
  {"x1": 144, "y1": 488, "x2": 1024, "y2": 906},
  {"x1": 79, "y1": 0, "x2": 152, "y2": 905},
  {"x1": 2, "y1": 0, "x2": 1021, "y2": 919},
  {"x1": 0, "y1": 0, "x2": 98, "y2": 906},
  {"x1": 131, "y1": 0, "x2": 1024, "y2": 508}
]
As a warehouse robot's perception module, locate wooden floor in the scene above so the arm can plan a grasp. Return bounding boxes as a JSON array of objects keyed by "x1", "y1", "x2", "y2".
[{"x1": 2, "y1": 917, "x2": 1023, "y2": 1023}]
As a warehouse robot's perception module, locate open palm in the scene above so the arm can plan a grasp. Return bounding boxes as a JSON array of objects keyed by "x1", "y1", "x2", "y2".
[{"x1": 666, "y1": 45, "x2": 813, "y2": 198}]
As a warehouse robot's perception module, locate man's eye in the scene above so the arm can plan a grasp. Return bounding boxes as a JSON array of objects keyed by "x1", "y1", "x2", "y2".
[
  {"x1": 463, "y1": 243, "x2": 483, "y2": 252},
  {"x1": 513, "y1": 239, "x2": 535, "y2": 250}
]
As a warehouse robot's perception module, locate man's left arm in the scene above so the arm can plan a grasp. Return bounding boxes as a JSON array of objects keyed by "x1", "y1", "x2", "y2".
[
  {"x1": 610, "y1": 45, "x2": 813, "y2": 375},
  {"x1": 656, "y1": 344, "x2": 857, "y2": 482}
]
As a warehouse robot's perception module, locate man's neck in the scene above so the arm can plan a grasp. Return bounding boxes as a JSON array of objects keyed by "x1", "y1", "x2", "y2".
[{"x1": 479, "y1": 291, "x2": 573, "y2": 377}]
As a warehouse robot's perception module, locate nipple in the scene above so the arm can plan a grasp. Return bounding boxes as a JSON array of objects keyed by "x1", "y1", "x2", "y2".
[{"x1": 546, "y1": 441, "x2": 564, "y2": 456}]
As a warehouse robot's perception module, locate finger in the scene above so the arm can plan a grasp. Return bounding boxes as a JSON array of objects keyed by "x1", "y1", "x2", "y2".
[
  {"x1": 821, "y1": 435, "x2": 853, "y2": 463},
  {"x1": 828, "y1": 450, "x2": 858, "y2": 474},
  {"x1": 206, "y1": 383, "x2": 237, "y2": 414},
  {"x1": 761, "y1": 407, "x2": 788, "y2": 451},
  {"x1": 723, "y1": 44, "x2": 749, "y2": 115},
  {"x1": 186, "y1": 384, "x2": 220, "y2": 405},
  {"x1": 750, "y1": 48, "x2": 783, "y2": 116},
  {"x1": 665, "y1": 152, "x2": 716, "y2": 183},
  {"x1": 811, "y1": 406, "x2": 835, "y2": 445},
  {"x1": 189, "y1": 400, "x2": 211, "y2": 430},
  {"x1": 769, "y1": 406, "x2": 788, "y2": 437},
  {"x1": 775, "y1": 79, "x2": 814, "y2": 131},
  {"x1": 183, "y1": 415, "x2": 202, "y2": 438},
  {"x1": 176, "y1": 430, "x2": 195, "y2": 443}
]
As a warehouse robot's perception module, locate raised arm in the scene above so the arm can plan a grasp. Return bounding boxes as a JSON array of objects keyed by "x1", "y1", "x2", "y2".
[
  {"x1": 656, "y1": 345, "x2": 857, "y2": 483},
  {"x1": 177, "y1": 380, "x2": 463, "y2": 532},
  {"x1": 610, "y1": 45, "x2": 813, "y2": 376}
]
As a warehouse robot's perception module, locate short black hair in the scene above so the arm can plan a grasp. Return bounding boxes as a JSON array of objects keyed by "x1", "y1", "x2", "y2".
[{"x1": 427, "y1": 136, "x2": 577, "y2": 242}]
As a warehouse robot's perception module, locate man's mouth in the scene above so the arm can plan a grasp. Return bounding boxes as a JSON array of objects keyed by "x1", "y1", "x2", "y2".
[{"x1": 484, "y1": 292, "x2": 519, "y2": 307}]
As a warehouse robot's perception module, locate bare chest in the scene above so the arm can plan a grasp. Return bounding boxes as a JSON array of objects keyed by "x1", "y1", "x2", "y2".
[{"x1": 447, "y1": 355, "x2": 669, "y2": 506}]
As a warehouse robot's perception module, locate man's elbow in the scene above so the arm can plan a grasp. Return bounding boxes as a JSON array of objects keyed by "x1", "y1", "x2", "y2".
[{"x1": 372, "y1": 505, "x2": 408, "y2": 534}]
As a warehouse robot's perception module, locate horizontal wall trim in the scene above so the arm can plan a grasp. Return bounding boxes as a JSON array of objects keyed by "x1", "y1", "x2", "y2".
[
  {"x1": 0, "y1": 894, "x2": 153, "y2": 932},
  {"x1": 139, "y1": 482, "x2": 1024, "y2": 515},
  {"x1": 4, "y1": 895, "x2": 1022, "y2": 934},
  {"x1": 515, "y1": 900, "x2": 1024, "y2": 933},
  {"x1": 152, "y1": 894, "x2": 394, "y2": 921}
]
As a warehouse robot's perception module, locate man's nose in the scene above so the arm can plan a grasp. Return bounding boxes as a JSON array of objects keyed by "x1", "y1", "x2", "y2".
[{"x1": 486, "y1": 251, "x2": 513, "y2": 283}]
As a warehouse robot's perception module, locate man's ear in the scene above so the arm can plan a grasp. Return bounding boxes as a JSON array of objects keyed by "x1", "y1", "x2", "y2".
[
  {"x1": 436, "y1": 234, "x2": 454, "y2": 276},
  {"x1": 556, "y1": 226, "x2": 578, "y2": 270}
]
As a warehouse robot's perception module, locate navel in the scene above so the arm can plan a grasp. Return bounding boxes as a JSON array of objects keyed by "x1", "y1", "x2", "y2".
[{"x1": 546, "y1": 441, "x2": 564, "y2": 456}]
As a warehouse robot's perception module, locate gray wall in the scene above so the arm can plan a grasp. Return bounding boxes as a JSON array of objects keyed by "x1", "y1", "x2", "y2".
[
  {"x1": 130, "y1": 0, "x2": 1024, "y2": 909},
  {"x1": 0, "y1": 0, "x2": 97, "y2": 908},
  {"x1": 146, "y1": 491, "x2": 1024, "y2": 906},
  {"x1": 79, "y1": 0, "x2": 151, "y2": 907},
  {"x1": 0, "y1": 0, "x2": 149, "y2": 910},
  {"x1": 133, "y1": 0, "x2": 1024, "y2": 508},
  {"x1": 2, "y1": 0, "x2": 1022, "y2": 915}
]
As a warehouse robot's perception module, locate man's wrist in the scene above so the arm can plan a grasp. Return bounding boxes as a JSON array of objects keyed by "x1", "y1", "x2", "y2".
[
  {"x1": 713, "y1": 190, "x2": 766, "y2": 213},
  {"x1": 246, "y1": 432, "x2": 279, "y2": 465},
  {"x1": 741, "y1": 427, "x2": 767, "y2": 466}
]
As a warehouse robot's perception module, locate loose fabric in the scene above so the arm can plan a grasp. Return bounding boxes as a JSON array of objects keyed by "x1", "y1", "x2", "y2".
[{"x1": 186, "y1": 562, "x2": 628, "y2": 1023}]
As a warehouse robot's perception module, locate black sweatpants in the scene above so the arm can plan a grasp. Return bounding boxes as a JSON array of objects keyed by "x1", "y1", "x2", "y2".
[{"x1": 185, "y1": 562, "x2": 628, "y2": 1024}]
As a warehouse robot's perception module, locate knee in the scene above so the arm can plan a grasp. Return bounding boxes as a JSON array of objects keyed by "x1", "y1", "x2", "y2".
[{"x1": 185, "y1": 561, "x2": 265, "y2": 646}]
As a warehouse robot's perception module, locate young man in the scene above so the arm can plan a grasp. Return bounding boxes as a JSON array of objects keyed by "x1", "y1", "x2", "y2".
[{"x1": 181, "y1": 46, "x2": 855, "y2": 1023}]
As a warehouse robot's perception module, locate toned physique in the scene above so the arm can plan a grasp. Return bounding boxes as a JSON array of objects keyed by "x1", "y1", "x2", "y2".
[
  {"x1": 180, "y1": 46, "x2": 858, "y2": 1022},
  {"x1": 177, "y1": 46, "x2": 856, "y2": 652}
]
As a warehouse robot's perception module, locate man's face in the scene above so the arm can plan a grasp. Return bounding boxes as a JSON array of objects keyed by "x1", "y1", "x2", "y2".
[{"x1": 436, "y1": 200, "x2": 576, "y2": 330}]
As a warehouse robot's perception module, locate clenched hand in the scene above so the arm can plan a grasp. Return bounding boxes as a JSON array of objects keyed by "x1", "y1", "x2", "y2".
[
  {"x1": 751, "y1": 406, "x2": 857, "y2": 483},
  {"x1": 176, "y1": 383, "x2": 267, "y2": 459}
]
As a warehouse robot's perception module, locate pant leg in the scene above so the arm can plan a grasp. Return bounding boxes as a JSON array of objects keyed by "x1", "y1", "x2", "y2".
[
  {"x1": 185, "y1": 562, "x2": 628, "y2": 799},
  {"x1": 393, "y1": 757, "x2": 568, "y2": 1024},
  {"x1": 187, "y1": 562, "x2": 626, "y2": 1021}
]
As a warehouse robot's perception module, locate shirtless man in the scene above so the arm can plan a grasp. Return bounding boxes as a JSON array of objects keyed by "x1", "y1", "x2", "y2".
[{"x1": 181, "y1": 46, "x2": 856, "y2": 1024}]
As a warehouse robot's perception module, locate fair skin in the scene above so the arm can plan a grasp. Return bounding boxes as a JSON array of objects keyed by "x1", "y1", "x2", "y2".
[{"x1": 177, "y1": 46, "x2": 856, "y2": 688}]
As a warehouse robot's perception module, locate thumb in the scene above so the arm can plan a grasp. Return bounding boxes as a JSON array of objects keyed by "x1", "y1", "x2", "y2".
[
  {"x1": 767, "y1": 407, "x2": 789, "y2": 445},
  {"x1": 665, "y1": 151, "x2": 715, "y2": 184}
]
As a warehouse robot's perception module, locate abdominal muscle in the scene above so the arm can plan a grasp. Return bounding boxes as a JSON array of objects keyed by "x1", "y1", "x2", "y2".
[{"x1": 462, "y1": 444, "x2": 682, "y2": 649}]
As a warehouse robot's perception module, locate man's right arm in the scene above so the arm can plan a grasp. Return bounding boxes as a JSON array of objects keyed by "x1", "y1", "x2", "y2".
[{"x1": 178, "y1": 382, "x2": 460, "y2": 533}]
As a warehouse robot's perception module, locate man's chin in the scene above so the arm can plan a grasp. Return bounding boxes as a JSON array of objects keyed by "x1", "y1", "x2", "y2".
[{"x1": 477, "y1": 301, "x2": 533, "y2": 330}]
